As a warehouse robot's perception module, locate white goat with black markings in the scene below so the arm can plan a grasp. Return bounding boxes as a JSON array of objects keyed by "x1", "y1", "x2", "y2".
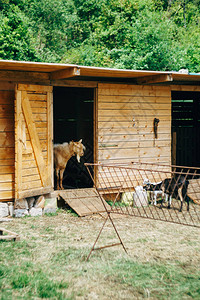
[
  {"x1": 54, "y1": 139, "x2": 86, "y2": 190},
  {"x1": 143, "y1": 178, "x2": 168, "y2": 206},
  {"x1": 143, "y1": 176, "x2": 191, "y2": 212}
]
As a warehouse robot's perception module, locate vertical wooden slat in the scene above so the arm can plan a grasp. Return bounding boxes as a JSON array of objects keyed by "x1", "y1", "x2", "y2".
[
  {"x1": 15, "y1": 89, "x2": 23, "y2": 199},
  {"x1": 47, "y1": 90, "x2": 53, "y2": 187}
]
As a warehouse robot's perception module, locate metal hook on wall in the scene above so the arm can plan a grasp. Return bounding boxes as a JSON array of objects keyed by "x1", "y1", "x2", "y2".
[{"x1": 153, "y1": 118, "x2": 160, "y2": 139}]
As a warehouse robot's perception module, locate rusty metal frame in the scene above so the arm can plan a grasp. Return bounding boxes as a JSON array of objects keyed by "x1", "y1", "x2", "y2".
[{"x1": 85, "y1": 162, "x2": 200, "y2": 260}]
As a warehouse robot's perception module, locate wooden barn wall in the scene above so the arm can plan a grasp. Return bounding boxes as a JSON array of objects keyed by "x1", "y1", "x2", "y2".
[
  {"x1": 97, "y1": 83, "x2": 171, "y2": 165},
  {"x1": 0, "y1": 82, "x2": 15, "y2": 201}
]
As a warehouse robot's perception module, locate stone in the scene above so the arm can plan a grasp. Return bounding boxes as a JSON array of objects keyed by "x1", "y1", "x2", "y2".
[
  {"x1": 43, "y1": 195, "x2": 57, "y2": 214},
  {"x1": 34, "y1": 195, "x2": 45, "y2": 209},
  {"x1": 0, "y1": 203, "x2": 9, "y2": 217},
  {"x1": 14, "y1": 198, "x2": 28, "y2": 210},
  {"x1": 26, "y1": 197, "x2": 35, "y2": 209},
  {"x1": 7, "y1": 202, "x2": 14, "y2": 217},
  {"x1": 29, "y1": 207, "x2": 43, "y2": 217},
  {"x1": 14, "y1": 209, "x2": 29, "y2": 218},
  {"x1": 43, "y1": 207, "x2": 57, "y2": 214}
]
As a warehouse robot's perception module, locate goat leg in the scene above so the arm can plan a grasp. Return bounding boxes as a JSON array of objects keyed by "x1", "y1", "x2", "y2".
[
  {"x1": 60, "y1": 169, "x2": 65, "y2": 190},
  {"x1": 178, "y1": 187, "x2": 183, "y2": 212},
  {"x1": 159, "y1": 189, "x2": 165, "y2": 209},
  {"x1": 55, "y1": 169, "x2": 60, "y2": 190},
  {"x1": 186, "y1": 195, "x2": 190, "y2": 211},
  {"x1": 167, "y1": 195, "x2": 172, "y2": 209}
]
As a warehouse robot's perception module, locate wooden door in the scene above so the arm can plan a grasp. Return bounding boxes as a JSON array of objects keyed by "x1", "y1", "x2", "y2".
[{"x1": 15, "y1": 84, "x2": 53, "y2": 199}]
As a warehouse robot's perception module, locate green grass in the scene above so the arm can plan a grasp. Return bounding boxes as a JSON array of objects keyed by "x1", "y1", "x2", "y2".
[{"x1": 0, "y1": 211, "x2": 199, "y2": 299}]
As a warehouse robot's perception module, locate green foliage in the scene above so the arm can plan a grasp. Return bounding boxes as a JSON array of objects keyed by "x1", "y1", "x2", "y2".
[{"x1": 0, "y1": 0, "x2": 199, "y2": 71}]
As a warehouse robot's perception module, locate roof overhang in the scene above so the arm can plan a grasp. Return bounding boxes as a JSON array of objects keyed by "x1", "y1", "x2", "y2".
[{"x1": 0, "y1": 59, "x2": 200, "y2": 85}]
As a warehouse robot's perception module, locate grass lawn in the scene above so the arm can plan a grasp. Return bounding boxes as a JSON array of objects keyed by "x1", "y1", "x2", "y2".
[{"x1": 0, "y1": 209, "x2": 199, "y2": 299}]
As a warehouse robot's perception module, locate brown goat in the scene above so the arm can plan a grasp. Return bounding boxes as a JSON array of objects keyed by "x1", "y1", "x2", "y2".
[{"x1": 54, "y1": 139, "x2": 86, "y2": 190}]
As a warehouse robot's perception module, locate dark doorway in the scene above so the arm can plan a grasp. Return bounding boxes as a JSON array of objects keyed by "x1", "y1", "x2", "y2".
[
  {"x1": 172, "y1": 91, "x2": 200, "y2": 168},
  {"x1": 53, "y1": 87, "x2": 94, "y2": 189}
]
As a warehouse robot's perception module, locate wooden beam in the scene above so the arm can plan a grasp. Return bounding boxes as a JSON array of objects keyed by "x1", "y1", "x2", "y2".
[
  {"x1": 0, "y1": 70, "x2": 50, "y2": 82},
  {"x1": 52, "y1": 79, "x2": 98, "y2": 88},
  {"x1": 50, "y1": 67, "x2": 80, "y2": 80},
  {"x1": 136, "y1": 74, "x2": 173, "y2": 85}
]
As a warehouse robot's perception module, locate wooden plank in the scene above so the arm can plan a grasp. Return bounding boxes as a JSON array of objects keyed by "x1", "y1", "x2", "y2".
[
  {"x1": 98, "y1": 120, "x2": 171, "y2": 129},
  {"x1": 136, "y1": 74, "x2": 173, "y2": 85},
  {"x1": 0, "y1": 148, "x2": 14, "y2": 159},
  {"x1": 0, "y1": 174, "x2": 14, "y2": 183},
  {"x1": 52, "y1": 79, "x2": 98, "y2": 88},
  {"x1": 0, "y1": 166, "x2": 14, "y2": 174},
  {"x1": 0, "y1": 82, "x2": 15, "y2": 90},
  {"x1": 0, "y1": 91, "x2": 15, "y2": 104},
  {"x1": 98, "y1": 102, "x2": 170, "y2": 110},
  {"x1": 0, "y1": 228, "x2": 20, "y2": 241},
  {"x1": 21, "y1": 180, "x2": 42, "y2": 190},
  {"x1": 21, "y1": 91, "x2": 47, "y2": 186},
  {"x1": 98, "y1": 140, "x2": 171, "y2": 149},
  {"x1": 98, "y1": 146, "x2": 171, "y2": 160},
  {"x1": 171, "y1": 85, "x2": 200, "y2": 92},
  {"x1": 99, "y1": 133, "x2": 171, "y2": 142},
  {"x1": 98, "y1": 110, "x2": 171, "y2": 116},
  {"x1": 17, "y1": 84, "x2": 52, "y2": 92},
  {"x1": 0, "y1": 132, "x2": 14, "y2": 146},
  {"x1": 0, "y1": 182, "x2": 13, "y2": 190},
  {"x1": 98, "y1": 127, "x2": 171, "y2": 135},
  {"x1": 98, "y1": 115, "x2": 171, "y2": 122},
  {"x1": 47, "y1": 90, "x2": 53, "y2": 187},
  {"x1": 25, "y1": 140, "x2": 47, "y2": 151},
  {"x1": 50, "y1": 67, "x2": 80, "y2": 80},
  {"x1": 30, "y1": 100, "x2": 47, "y2": 108},
  {"x1": 31, "y1": 107, "x2": 47, "y2": 114},
  {"x1": 98, "y1": 157, "x2": 171, "y2": 165},
  {"x1": 0, "y1": 158, "x2": 14, "y2": 166},
  {"x1": 15, "y1": 89, "x2": 23, "y2": 199},
  {"x1": 0, "y1": 104, "x2": 14, "y2": 117},
  {"x1": 17, "y1": 186, "x2": 53, "y2": 199},
  {"x1": 22, "y1": 174, "x2": 40, "y2": 182},
  {"x1": 98, "y1": 84, "x2": 171, "y2": 97},
  {"x1": 58, "y1": 188, "x2": 111, "y2": 216},
  {"x1": 0, "y1": 70, "x2": 49, "y2": 82},
  {"x1": 27, "y1": 94, "x2": 47, "y2": 101},
  {"x1": 0, "y1": 118, "x2": 14, "y2": 131},
  {"x1": 99, "y1": 95, "x2": 171, "y2": 103},
  {"x1": 0, "y1": 190, "x2": 14, "y2": 199}
]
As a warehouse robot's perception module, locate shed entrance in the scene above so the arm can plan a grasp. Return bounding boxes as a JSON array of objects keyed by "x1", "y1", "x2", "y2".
[
  {"x1": 53, "y1": 87, "x2": 94, "y2": 189},
  {"x1": 172, "y1": 91, "x2": 200, "y2": 168}
]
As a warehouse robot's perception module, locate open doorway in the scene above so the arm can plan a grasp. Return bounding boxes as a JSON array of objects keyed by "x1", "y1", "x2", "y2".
[
  {"x1": 53, "y1": 87, "x2": 95, "y2": 189},
  {"x1": 172, "y1": 91, "x2": 200, "y2": 168}
]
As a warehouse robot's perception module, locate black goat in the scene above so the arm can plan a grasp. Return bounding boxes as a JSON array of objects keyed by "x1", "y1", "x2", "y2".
[{"x1": 160, "y1": 176, "x2": 190, "y2": 212}]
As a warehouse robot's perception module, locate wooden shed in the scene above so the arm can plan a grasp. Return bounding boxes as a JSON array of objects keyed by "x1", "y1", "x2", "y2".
[{"x1": 0, "y1": 59, "x2": 200, "y2": 203}]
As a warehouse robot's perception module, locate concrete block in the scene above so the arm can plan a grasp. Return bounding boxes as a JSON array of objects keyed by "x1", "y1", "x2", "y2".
[
  {"x1": 7, "y1": 202, "x2": 14, "y2": 217},
  {"x1": 29, "y1": 207, "x2": 43, "y2": 217},
  {"x1": 43, "y1": 207, "x2": 57, "y2": 214},
  {"x1": 0, "y1": 203, "x2": 9, "y2": 217},
  {"x1": 14, "y1": 209, "x2": 29, "y2": 218}
]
